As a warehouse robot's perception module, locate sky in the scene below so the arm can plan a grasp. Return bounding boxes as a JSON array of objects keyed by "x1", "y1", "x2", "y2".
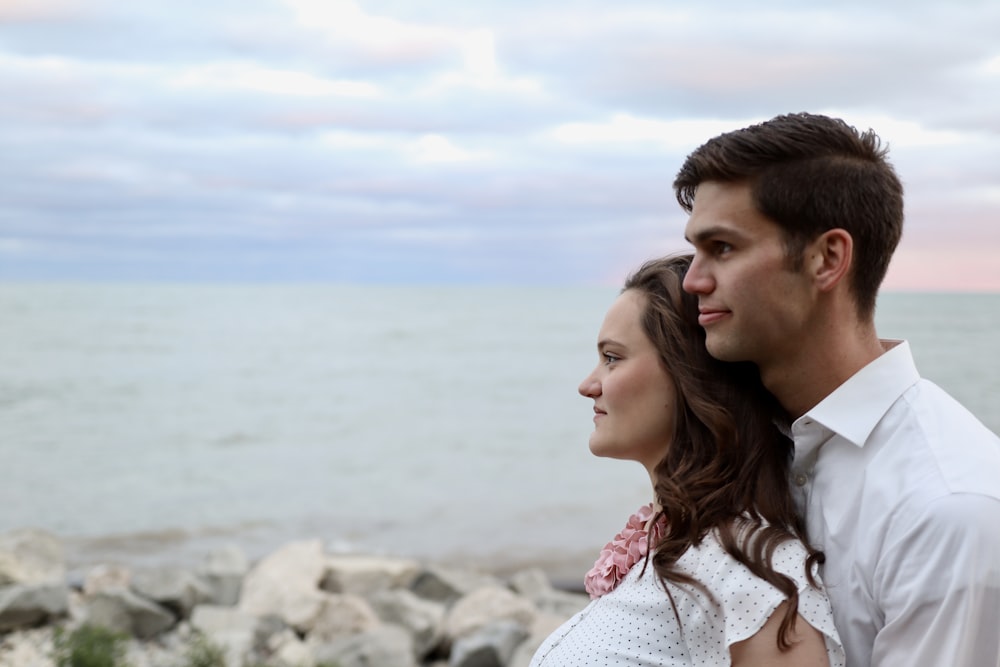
[{"x1": 1, "y1": 0, "x2": 999, "y2": 289}]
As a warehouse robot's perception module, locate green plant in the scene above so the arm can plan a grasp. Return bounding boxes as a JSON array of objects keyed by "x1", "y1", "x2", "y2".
[
  {"x1": 182, "y1": 633, "x2": 227, "y2": 667},
  {"x1": 51, "y1": 624, "x2": 130, "y2": 667}
]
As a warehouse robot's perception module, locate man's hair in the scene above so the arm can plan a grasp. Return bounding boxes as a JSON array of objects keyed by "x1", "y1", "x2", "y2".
[
  {"x1": 673, "y1": 112, "x2": 904, "y2": 318},
  {"x1": 624, "y1": 253, "x2": 821, "y2": 651}
]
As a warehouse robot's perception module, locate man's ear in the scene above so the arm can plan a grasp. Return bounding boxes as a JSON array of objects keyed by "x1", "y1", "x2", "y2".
[{"x1": 809, "y1": 228, "x2": 853, "y2": 292}]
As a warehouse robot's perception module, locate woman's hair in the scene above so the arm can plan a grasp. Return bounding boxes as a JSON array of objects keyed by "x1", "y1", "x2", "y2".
[{"x1": 623, "y1": 253, "x2": 822, "y2": 650}]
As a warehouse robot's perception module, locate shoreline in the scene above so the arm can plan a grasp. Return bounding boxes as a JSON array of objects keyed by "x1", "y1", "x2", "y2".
[
  {"x1": 55, "y1": 528, "x2": 598, "y2": 595},
  {"x1": 1, "y1": 528, "x2": 592, "y2": 667}
]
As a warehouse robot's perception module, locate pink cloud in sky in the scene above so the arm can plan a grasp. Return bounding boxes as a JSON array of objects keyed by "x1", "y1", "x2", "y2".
[{"x1": 885, "y1": 247, "x2": 1000, "y2": 293}]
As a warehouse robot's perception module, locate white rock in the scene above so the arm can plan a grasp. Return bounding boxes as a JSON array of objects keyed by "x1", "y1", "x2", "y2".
[
  {"x1": 322, "y1": 554, "x2": 420, "y2": 595},
  {"x1": 443, "y1": 586, "x2": 537, "y2": 642},
  {"x1": 238, "y1": 540, "x2": 326, "y2": 632},
  {"x1": 0, "y1": 529, "x2": 65, "y2": 586},
  {"x1": 306, "y1": 593, "x2": 380, "y2": 643},
  {"x1": 83, "y1": 563, "x2": 132, "y2": 595}
]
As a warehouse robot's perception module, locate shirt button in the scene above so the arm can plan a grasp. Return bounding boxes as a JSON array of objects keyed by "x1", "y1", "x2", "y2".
[{"x1": 794, "y1": 473, "x2": 808, "y2": 486}]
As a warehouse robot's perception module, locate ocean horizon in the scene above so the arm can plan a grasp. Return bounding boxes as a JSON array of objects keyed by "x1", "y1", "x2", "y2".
[{"x1": 3, "y1": 284, "x2": 997, "y2": 582}]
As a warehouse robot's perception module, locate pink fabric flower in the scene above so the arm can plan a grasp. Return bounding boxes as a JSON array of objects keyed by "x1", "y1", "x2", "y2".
[{"x1": 584, "y1": 504, "x2": 663, "y2": 599}]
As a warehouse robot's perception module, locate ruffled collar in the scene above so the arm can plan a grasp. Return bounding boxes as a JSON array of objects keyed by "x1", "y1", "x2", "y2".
[{"x1": 584, "y1": 503, "x2": 664, "y2": 599}]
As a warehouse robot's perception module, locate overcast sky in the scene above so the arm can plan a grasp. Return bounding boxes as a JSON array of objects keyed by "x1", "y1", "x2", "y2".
[{"x1": 2, "y1": 0, "x2": 998, "y2": 289}]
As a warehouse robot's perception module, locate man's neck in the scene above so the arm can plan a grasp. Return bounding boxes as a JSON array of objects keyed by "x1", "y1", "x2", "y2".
[{"x1": 761, "y1": 322, "x2": 884, "y2": 419}]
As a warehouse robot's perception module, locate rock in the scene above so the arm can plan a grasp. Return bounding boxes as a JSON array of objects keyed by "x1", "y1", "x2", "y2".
[
  {"x1": 198, "y1": 545, "x2": 248, "y2": 606},
  {"x1": 508, "y1": 613, "x2": 573, "y2": 667},
  {"x1": 306, "y1": 593, "x2": 380, "y2": 642},
  {"x1": 131, "y1": 566, "x2": 212, "y2": 619},
  {"x1": 508, "y1": 568, "x2": 589, "y2": 619},
  {"x1": 239, "y1": 540, "x2": 327, "y2": 632},
  {"x1": 321, "y1": 554, "x2": 420, "y2": 595},
  {"x1": 190, "y1": 604, "x2": 262, "y2": 667},
  {"x1": 84, "y1": 588, "x2": 176, "y2": 639},
  {"x1": 450, "y1": 620, "x2": 530, "y2": 667},
  {"x1": 83, "y1": 563, "x2": 132, "y2": 595},
  {"x1": 0, "y1": 529, "x2": 65, "y2": 586},
  {"x1": 0, "y1": 583, "x2": 68, "y2": 632},
  {"x1": 266, "y1": 628, "x2": 315, "y2": 667},
  {"x1": 313, "y1": 623, "x2": 417, "y2": 667},
  {"x1": 369, "y1": 588, "x2": 446, "y2": 658},
  {"x1": 443, "y1": 586, "x2": 537, "y2": 642},
  {"x1": 410, "y1": 566, "x2": 501, "y2": 604},
  {"x1": 0, "y1": 626, "x2": 55, "y2": 667}
]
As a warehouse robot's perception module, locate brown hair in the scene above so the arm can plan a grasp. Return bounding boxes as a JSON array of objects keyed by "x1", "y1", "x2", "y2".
[
  {"x1": 624, "y1": 253, "x2": 822, "y2": 650},
  {"x1": 673, "y1": 112, "x2": 903, "y2": 319}
]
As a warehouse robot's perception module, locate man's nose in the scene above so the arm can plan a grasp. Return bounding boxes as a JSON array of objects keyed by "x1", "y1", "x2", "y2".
[{"x1": 682, "y1": 256, "x2": 712, "y2": 294}]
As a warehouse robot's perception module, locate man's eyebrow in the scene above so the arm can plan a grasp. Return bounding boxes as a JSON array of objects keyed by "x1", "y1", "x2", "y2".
[{"x1": 685, "y1": 224, "x2": 747, "y2": 245}]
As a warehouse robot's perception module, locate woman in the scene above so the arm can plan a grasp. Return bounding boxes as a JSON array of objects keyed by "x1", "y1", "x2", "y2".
[{"x1": 530, "y1": 255, "x2": 843, "y2": 666}]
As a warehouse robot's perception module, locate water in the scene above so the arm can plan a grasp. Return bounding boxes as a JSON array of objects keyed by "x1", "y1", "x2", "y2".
[{"x1": 1, "y1": 285, "x2": 997, "y2": 582}]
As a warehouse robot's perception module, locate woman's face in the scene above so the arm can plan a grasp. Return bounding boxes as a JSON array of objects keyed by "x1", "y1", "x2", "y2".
[{"x1": 579, "y1": 289, "x2": 677, "y2": 475}]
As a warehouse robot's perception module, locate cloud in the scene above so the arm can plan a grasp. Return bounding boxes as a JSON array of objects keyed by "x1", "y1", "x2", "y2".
[{"x1": 1, "y1": 0, "x2": 999, "y2": 288}]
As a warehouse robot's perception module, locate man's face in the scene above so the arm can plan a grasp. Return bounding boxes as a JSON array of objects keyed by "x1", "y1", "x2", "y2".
[{"x1": 682, "y1": 181, "x2": 813, "y2": 370}]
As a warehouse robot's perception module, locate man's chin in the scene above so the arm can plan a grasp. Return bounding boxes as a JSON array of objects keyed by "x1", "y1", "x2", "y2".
[{"x1": 704, "y1": 336, "x2": 742, "y2": 362}]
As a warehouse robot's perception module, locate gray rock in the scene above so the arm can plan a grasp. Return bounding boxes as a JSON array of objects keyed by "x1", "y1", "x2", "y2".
[
  {"x1": 409, "y1": 567, "x2": 501, "y2": 604},
  {"x1": 449, "y1": 620, "x2": 530, "y2": 667},
  {"x1": 0, "y1": 583, "x2": 68, "y2": 631},
  {"x1": 508, "y1": 613, "x2": 575, "y2": 667},
  {"x1": 313, "y1": 623, "x2": 417, "y2": 667},
  {"x1": 443, "y1": 586, "x2": 537, "y2": 643},
  {"x1": 508, "y1": 570, "x2": 589, "y2": 619},
  {"x1": 368, "y1": 588, "x2": 445, "y2": 658},
  {"x1": 131, "y1": 566, "x2": 212, "y2": 619},
  {"x1": 85, "y1": 589, "x2": 176, "y2": 639},
  {"x1": 198, "y1": 545, "x2": 248, "y2": 606},
  {"x1": 0, "y1": 529, "x2": 65, "y2": 586}
]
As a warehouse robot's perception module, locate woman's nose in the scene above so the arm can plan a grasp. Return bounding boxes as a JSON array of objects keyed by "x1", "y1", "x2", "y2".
[{"x1": 578, "y1": 370, "x2": 600, "y2": 398}]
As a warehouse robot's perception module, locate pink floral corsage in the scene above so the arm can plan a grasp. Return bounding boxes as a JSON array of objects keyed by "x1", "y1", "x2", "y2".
[{"x1": 584, "y1": 503, "x2": 663, "y2": 599}]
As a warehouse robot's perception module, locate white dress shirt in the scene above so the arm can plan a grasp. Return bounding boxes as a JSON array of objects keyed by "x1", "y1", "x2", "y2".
[{"x1": 791, "y1": 340, "x2": 1000, "y2": 667}]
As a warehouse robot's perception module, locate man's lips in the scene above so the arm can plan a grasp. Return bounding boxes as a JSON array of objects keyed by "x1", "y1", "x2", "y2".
[{"x1": 698, "y1": 307, "x2": 730, "y2": 326}]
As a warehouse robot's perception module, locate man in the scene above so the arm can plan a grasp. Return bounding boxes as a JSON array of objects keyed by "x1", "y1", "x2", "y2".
[{"x1": 674, "y1": 112, "x2": 1000, "y2": 666}]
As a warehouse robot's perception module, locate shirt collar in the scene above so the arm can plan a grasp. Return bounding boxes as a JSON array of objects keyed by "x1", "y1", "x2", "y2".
[{"x1": 794, "y1": 339, "x2": 921, "y2": 448}]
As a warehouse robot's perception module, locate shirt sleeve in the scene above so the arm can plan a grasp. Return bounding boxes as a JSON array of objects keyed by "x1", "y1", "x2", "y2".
[
  {"x1": 873, "y1": 493, "x2": 1000, "y2": 667},
  {"x1": 686, "y1": 535, "x2": 845, "y2": 666}
]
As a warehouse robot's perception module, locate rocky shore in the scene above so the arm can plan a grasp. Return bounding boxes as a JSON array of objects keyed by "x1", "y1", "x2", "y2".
[{"x1": 0, "y1": 528, "x2": 589, "y2": 667}]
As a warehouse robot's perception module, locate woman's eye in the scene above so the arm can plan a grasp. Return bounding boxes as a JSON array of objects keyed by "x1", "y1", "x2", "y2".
[{"x1": 603, "y1": 353, "x2": 620, "y2": 365}]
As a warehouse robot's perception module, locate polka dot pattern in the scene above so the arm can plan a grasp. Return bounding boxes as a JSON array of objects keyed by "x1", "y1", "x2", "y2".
[{"x1": 529, "y1": 530, "x2": 845, "y2": 666}]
